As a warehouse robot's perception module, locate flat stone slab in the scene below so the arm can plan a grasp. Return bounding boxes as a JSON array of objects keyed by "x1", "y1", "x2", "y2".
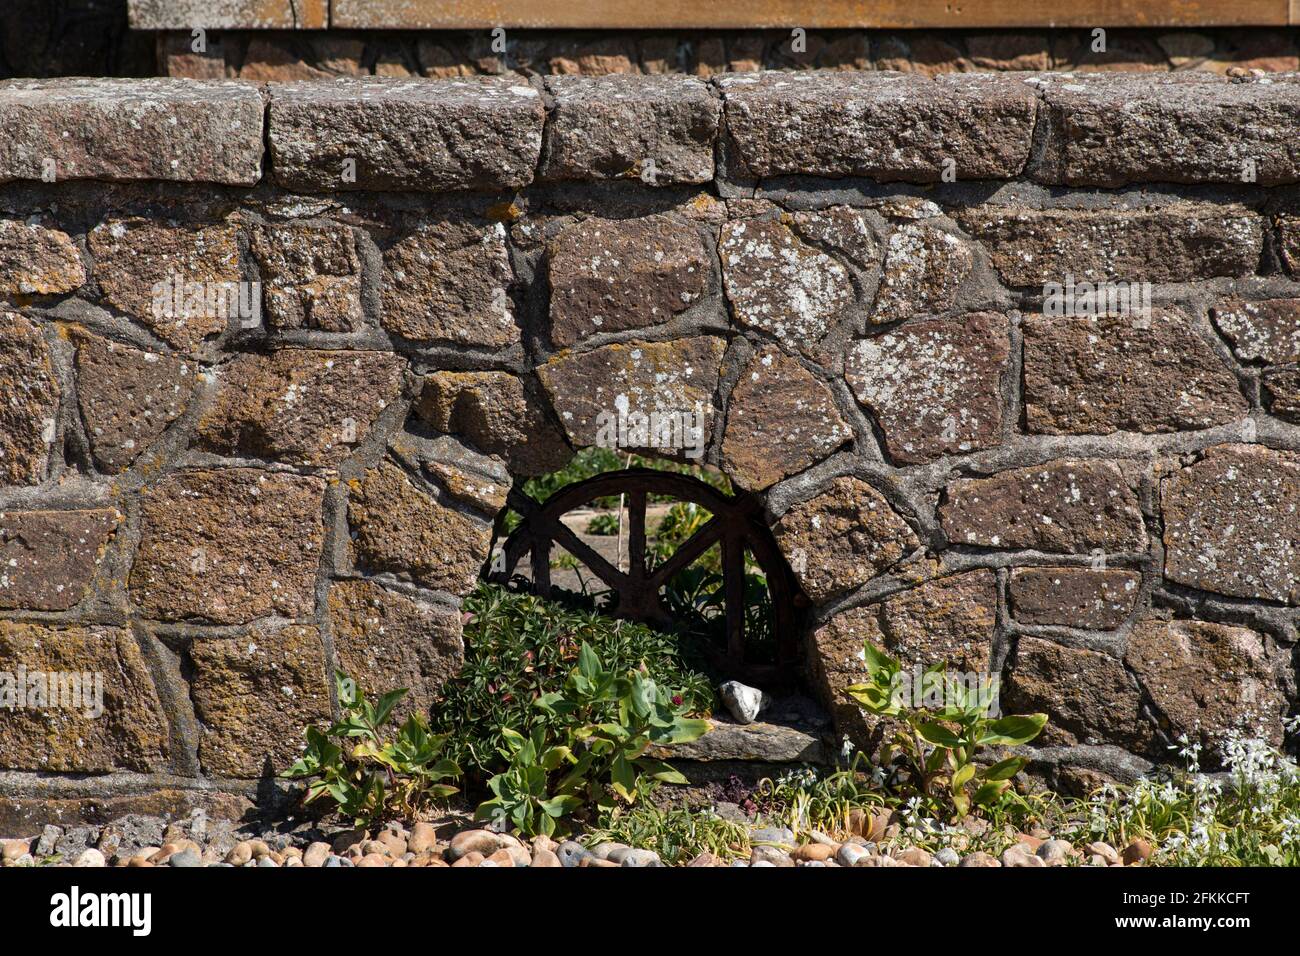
[
  {"x1": 719, "y1": 70, "x2": 1037, "y2": 182},
  {"x1": 268, "y1": 77, "x2": 545, "y2": 193},
  {"x1": 1032, "y1": 72, "x2": 1300, "y2": 186},
  {"x1": 0, "y1": 79, "x2": 264, "y2": 185}
]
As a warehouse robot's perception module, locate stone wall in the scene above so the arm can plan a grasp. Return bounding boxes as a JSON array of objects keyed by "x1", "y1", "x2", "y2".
[
  {"x1": 1, "y1": 70, "x2": 1299, "y2": 825},
  {"x1": 159, "y1": 28, "x2": 1300, "y2": 80}
]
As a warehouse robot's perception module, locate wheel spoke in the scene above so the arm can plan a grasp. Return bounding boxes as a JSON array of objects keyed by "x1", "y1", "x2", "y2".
[
  {"x1": 530, "y1": 509, "x2": 628, "y2": 590},
  {"x1": 628, "y1": 490, "x2": 647, "y2": 581},
  {"x1": 647, "y1": 516, "x2": 723, "y2": 588},
  {"x1": 722, "y1": 533, "x2": 746, "y2": 664}
]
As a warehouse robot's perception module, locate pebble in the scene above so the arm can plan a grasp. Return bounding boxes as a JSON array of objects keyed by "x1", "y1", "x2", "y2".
[
  {"x1": 589, "y1": 841, "x2": 629, "y2": 861},
  {"x1": 837, "y1": 843, "x2": 874, "y2": 867},
  {"x1": 958, "y1": 851, "x2": 1001, "y2": 867},
  {"x1": 257, "y1": 856, "x2": 280, "y2": 868},
  {"x1": 1000, "y1": 845, "x2": 1045, "y2": 868},
  {"x1": 447, "y1": 829, "x2": 502, "y2": 861},
  {"x1": 1122, "y1": 839, "x2": 1153, "y2": 865},
  {"x1": 168, "y1": 849, "x2": 202, "y2": 868},
  {"x1": 792, "y1": 843, "x2": 836, "y2": 863},
  {"x1": 718, "y1": 680, "x2": 766, "y2": 723},
  {"x1": 896, "y1": 847, "x2": 932, "y2": 867},
  {"x1": 1037, "y1": 839, "x2": 1073, "y2": 866},
  {"x1": 556, "y1": 841, "x2": 590, "y2": 867},
  {"x1": 324, "y1": 855, "x2": 353, "y2": 867},
  {"x1": 408, "y1": 822, "x2": 439, "y2": 856},
  {"x1": 750, "y1": 845, "x2": 794, "y2": 867},
  {"x1": 451, "y1": 851, "x2": 484, "y2": 868},
  {"x1": 2, "y1": 840, "x2": 30, "y2": 864},
  {"x1": 934, "y1": 847, "x2": 961, "y2": 867},
  {"x1": 532, "y1": 847, "x2": 562, "y2": 867},
  {"x1": 303, "y1": 842, "x2": 331, "y2": 867},
  {"x1": 615, "y1": 848, "x2": 663, "y2": 867},
  {"x1": 688, "y1": 852, "x2": 719, "y2": 867},
  {"x1": 1085, "y1": 841, "x2": 1119, "y2": 865},
  {"x1": 73, "y1": 849, "x2": 107, "y2": 868},
  {"x1": 225, "y1": 842, "x2": 253, "y2": 866}
]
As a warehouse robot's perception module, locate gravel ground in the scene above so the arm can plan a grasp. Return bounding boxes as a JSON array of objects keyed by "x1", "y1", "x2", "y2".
[{"x1": 0, "y1": 808, "x2": 1153, "y2": 868}]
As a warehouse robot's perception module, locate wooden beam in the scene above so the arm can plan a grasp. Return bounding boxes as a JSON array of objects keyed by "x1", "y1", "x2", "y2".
[{"x1": 329, "y1": 0, "x2": 1290, "y2": 30}]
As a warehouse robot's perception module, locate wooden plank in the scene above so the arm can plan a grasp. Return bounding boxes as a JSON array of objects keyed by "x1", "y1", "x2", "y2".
[{"x1": 329, "y1": 0, "x2": 1289, "y2": 30}]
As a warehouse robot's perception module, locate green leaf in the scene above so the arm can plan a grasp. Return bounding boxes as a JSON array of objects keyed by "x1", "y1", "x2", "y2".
[
  {"x1": 979, "y1": 714, "x2": 1047, "y2": 747},
  {"x1": 980, "y1": 756, "x2": 1027, "y2": 781},
  {"x1": 862, "y1": 642, "x2": 899, "y2": 680},
  {"x1": 917, "y1": 722, "x2": 962, "y2": 749},
  {"x1": 973, "y1": 779, "x2": 1010, "y2": 806},
  {"x1": 951, "y1": 762, "x2": 977, "y2": 791}
]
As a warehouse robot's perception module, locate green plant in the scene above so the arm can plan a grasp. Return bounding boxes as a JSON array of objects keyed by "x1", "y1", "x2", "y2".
[
  {"x1": 474, "y1": 642, "x2": 709, "y2": 836},
  {"x1": 283, "y1": 672, "x2": 461, "y2": 827},
  {"x1": 846, "y1": 644, "x2": 1046, "y2": 820},
  {"x1": 590, "y1": 802, "x2": 752, "y2": 864},
  {"x1": 585, "y1": 512, "x2": 621, "y2": 535},
  {"x1": 430, "y1": 582, "x2": 714, "y2": 780}
]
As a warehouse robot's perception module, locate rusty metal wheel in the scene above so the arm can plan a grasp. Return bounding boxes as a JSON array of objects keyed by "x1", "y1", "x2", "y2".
[{"x1": 484, "y1": 467, "x2": 802, "y2": 687}]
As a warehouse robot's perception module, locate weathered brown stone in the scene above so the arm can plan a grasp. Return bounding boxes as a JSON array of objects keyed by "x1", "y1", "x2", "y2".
[
  {"x1": 1276, "y1": 213, "x2": 1300, "y2": 275},
  {"x1": 1211, "y1": 298, "x2": 1300, "y2": 364},
  {"x1": 958, "y1": 203, "x2": 1263, "y2": 286},
  {"x1": 250, "y1": 222, "x2": 363, "y2": 332},
  {"x1": 1009, "y1": 568, "x2": 1141, "y2": 630},
  {"x1": 1023, "y1": 310, "x2": 1247, "y2": 435},
  {"x1": 380, "y1": 220, "x2": 518, "y2": 347},
  {"x1": 0, "y1": 312, "x2": 59, "y2": 485},
  {"x1": 718, "y1": 71, "x2": 1036, "y2": 181},
  {"x1": 131, "y1": 469, "x2": 325, "y2": 624},
  {"x1": 88, "y1": 219, "x2": 242, "y2": 354},
  {"x1": 1004, "y1": 637, "x2": 1152, "y2": 750},
  {"x1": 790, "y1": 206, "x2": 880, "y2": 269},
  {"x1": 872, "y1": 34, "x2": 971, "y2": 75},
  {"x1": 721, "y1": 346, "x2": 850, "y2": 491},
  {"x1": 536, "y1": 337, "x2": 725, "y2": 459},
  {"x1": 195, "y1": 349, "x2": 406, "y2": 467},
  {"x1": 408, "y1": 434, "x2": 512, "y2": 515},
  {"x1": 719, "y1": 219, "x2": 854, "y2": 355},
  {"x1": 1034, "y1": 72, "x2": 1300, "y2": 187},
  {"x1": 773, "y1": 476, "x2": 918, "y2": 602},
  {"x1": 187, "y1": 622, "x2": 329, "y2": 778},
  {"x1": 327, "y1": 579, "x2": 464, "y2": 718},
  {"x1": 72, "y1": 330, "x2": 196, "y2": 474},
  {"x1": 967, "y1": 33, "x2": 1051, "y2": 71},
  {"x1": 0, "y1": 509, "x2": 120, "y2": 611},
  {"x1": 0, "y1": 622, "x2": 167, "y2": 772},
  {"x1": 846, "y1": 312, "x2": 1010, "y2": 464},
  {"x1": 547, "y1": 215, "x2": 711, "y2": 347},
  {"x1": 0, "y1": 78, "x2": 264, "y2": 185},
  {"x1": 268, "y1": 77, "x2": 544, "y2": 193},
  {"x1": 542, "y1": 74, "x2": 719, "y2": 184},
  {"x1": 0, "y1": 220, "x2": 85, "y2": 296},
  {"x1": 870, "y1": 223, "x2": 973, "y2": 323},
  {"x1": 1263, "y1": 366, "x2": 1300, "y2": 423},
  {"x1": 1125, "y1": 618, "x2": 1288, "y2": 755},
  {"x1": 348, "y1": 459, "x2": 491, "y2": 595},
  {"x1": 1054, "y1": 30, "x2": 1167, "y2": 72},
  {"x1": 810, "y1": 571, "x2": 996, "y2": 748},
  {"x1": 236, "y1": 37, "x2": 330, "y2": 81},
  {"x1": 940, "y1": 460, "x2": 1147, "y2": 554},
  {"x1": 1161, "y1": 444, "x2": 1300, "y2": 603},
  {"x1": 415, "y1": 371, "x2": 570, "y2": 476}
]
